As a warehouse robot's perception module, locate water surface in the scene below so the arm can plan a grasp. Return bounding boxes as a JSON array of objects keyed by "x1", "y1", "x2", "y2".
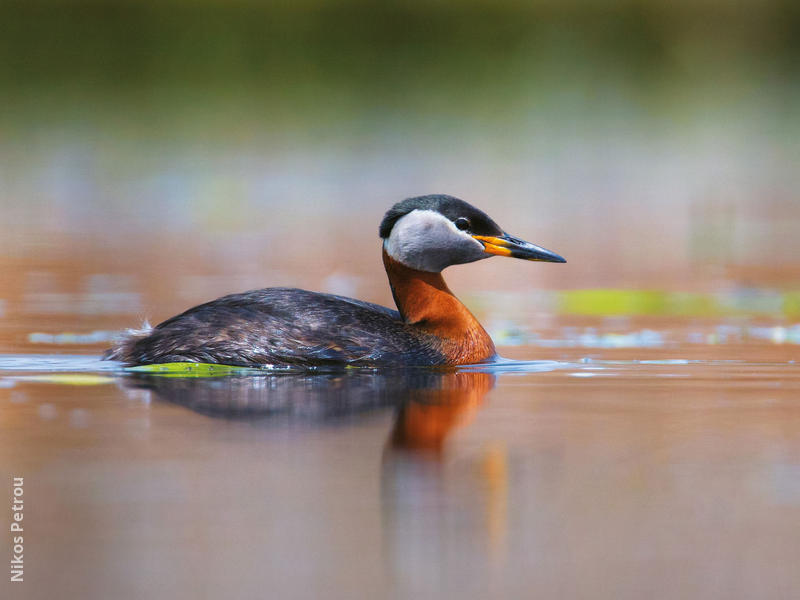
[{"x1": 2, "y1": 349, "x2": 799, "y2": 599}]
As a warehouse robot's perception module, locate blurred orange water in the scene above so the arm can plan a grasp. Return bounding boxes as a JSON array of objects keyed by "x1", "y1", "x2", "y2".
[{"x1": 1, "y1": 355, "x2": 799, "y2": 600}]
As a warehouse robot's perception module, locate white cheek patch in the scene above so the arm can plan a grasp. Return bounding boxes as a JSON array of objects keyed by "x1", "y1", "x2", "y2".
[{"x1": 384, "y1": 209, "x2": 487, "y2": 272}]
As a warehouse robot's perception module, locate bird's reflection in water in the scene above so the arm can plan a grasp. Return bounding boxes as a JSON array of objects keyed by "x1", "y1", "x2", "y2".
[
  {"x1": 121, "y1": 369, "x2": 502, "y2": 591},
  {"x1": 388, "y1": 371, "x2": 494, "y2": 453},
  {"x1": 379, "y1": 371, "x2": 506, "y2": 594},
  {"x1": 121, "y1": 369, "x2": 495, "y2": 438}
]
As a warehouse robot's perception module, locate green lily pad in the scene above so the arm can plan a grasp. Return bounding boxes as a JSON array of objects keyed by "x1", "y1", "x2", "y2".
[{"x1": 126, "y1": 362, "x2": 258, "y2": 377}]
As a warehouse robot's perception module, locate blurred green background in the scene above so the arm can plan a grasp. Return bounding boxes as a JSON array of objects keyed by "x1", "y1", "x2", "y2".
[
  {"x1": 1, "y1": 0, "x2": 799, "y2": 336},
  {"x1": 2, "y1": 0, "x2": 798, "y2": 128}
]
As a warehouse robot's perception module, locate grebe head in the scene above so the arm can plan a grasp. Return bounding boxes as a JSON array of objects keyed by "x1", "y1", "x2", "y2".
[{"x1": 379, "y1": 194, "x2": 566, "y2": 272}]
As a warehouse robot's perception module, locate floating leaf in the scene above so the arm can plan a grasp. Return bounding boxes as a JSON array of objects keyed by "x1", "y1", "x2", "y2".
[{"x1": 126, "y1": 362, "x2": 258, "y2": 377}]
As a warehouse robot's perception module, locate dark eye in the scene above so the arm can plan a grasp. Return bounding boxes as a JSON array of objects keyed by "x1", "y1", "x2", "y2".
[{"x1": 454, "y1": 217, "x2": 470, "y2": 231}]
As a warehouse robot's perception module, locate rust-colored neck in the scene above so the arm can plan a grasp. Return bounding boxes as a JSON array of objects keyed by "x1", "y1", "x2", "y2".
[{"x1": 382, "y1": 248, "x2": 496, "y2": 364}]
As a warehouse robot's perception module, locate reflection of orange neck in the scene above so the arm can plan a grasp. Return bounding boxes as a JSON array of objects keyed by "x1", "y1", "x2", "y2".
[
  {"x1": 390, "y1": 372, "x2": 494, "y2": 452},
  {"x1": 382, "y1": 249, "x2": 495, "y2": 364}
]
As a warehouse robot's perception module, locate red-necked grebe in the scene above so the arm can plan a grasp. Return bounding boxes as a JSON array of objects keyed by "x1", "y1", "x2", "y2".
[{"x1": 106, "y1": 194, "x2": 565, "y2": 367}]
